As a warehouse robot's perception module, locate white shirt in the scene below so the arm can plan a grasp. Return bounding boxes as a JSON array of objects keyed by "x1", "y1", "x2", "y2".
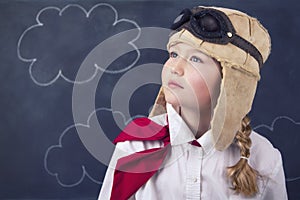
[{"x1": 98, "y1": 103, "x2": 288, "y2": 200}]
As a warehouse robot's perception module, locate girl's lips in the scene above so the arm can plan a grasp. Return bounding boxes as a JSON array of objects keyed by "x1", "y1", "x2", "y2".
[{"x1": 168, "y1": 80, "x2": 184, "y2": 89}]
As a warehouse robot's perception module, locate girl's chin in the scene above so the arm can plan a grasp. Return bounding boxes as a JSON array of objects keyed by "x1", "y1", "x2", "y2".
[
  {"x1": 163, "y1": 90, "x2": 180, "y2": 106},
  {"x1": 166, "y1": 100, "x2": 180, "y2": 108}
]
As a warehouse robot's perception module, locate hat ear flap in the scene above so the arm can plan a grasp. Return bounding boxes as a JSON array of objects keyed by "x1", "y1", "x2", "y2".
[
  {"x1": 148, "y1": 87, "x2": 167, "y2": 118},
  {"x1": 211, "y1": 64, "x2": 258, "y2": 150}
]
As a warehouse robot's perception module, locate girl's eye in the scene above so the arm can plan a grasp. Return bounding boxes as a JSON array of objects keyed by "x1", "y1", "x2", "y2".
[
  {"x1": 169, "y1": 52, "x2": 178, "y2": 58},
  {"x1": 190, "y1": 56, "x2": 203, "y2": 63}
]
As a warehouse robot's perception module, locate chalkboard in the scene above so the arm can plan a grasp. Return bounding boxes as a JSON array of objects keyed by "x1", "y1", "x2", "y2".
[{"x1": 1, "y1": 0, "x2": 299, "y2": 199}]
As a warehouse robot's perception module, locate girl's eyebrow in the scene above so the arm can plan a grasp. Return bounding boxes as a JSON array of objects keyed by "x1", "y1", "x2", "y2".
[
  {"x1": 188, "y1": 49, "x2": 210, "y2": 62},
  {"x1": 169, "y1": 43, "x2": 208, "y2": 61},
  {"x1": 168, "y1": 42, "x2": 183, "y2": 50},
  {"x1": 188, "y1": 48, "x2": 207, "y2": 57},
  {"x1": 169, "y1": 43, "x2": 206, "y2": 55}
]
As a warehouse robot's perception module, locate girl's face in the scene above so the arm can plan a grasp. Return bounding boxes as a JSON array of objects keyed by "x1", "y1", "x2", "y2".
[{"x1": 162, "y1": 42, "x2": 221, "y2": 112}]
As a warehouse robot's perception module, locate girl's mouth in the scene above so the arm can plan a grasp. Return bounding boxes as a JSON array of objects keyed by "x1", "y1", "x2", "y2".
[{"x1": 168, "y1": 80, "x2": 184, "y2": 89}]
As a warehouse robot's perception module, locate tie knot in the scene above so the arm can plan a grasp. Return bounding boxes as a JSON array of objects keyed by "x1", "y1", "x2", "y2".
[{"x1": 191, "y1": 140, "x2": 201, "y2": 147}]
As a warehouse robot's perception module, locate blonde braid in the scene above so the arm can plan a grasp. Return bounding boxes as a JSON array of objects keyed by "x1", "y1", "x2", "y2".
[{"x1": 227, "y1": 115, "x2": 259, "y2": 197}]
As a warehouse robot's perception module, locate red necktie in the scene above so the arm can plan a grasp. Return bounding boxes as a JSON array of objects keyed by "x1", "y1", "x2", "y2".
[{"x1": 110, "y1": 117, "x2": 200, "y2": 200}]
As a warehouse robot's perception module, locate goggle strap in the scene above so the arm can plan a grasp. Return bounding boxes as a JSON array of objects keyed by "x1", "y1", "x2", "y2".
[{"x1": 231, "y1": 34, "x2": 263, "y2": 68}]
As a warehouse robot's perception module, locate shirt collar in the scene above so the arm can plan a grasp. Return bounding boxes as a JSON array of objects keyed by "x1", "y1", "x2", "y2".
[{"x1": 166, "y1": 103, "x2": 214, "y2": 154}]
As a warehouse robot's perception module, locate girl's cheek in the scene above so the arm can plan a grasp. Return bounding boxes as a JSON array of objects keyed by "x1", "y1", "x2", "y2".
[
  {"x1": 161, "y1": 64, "x2": 169, "y2": 84},
  {"x1": 162, "y1": 58, "x2": 172, "y2": 75},
  {"x1": 164, "y1": 58, "x2": 173, "y2": 68}
]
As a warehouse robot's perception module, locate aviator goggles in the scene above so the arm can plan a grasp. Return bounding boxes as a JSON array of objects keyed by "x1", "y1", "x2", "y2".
[{"x1": 170, "y1": 7, "x2": 263, "y2": 67}]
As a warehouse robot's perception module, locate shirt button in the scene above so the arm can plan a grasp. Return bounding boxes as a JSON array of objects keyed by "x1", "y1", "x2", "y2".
[{"x1": 193, "y1": 178, "x2": 198, "y2": 183}]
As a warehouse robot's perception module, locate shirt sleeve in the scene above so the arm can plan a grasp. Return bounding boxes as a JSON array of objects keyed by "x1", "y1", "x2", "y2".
[
  {"x1": 97, "y1": 143, "x2": 119, "y2": 200},
  {"x1": 97, "y1": 162, "x2": 114, "y2": 200},
  {"x1": 261, "y1": 149, "x2": 288, "y2": 200},
  {"x1": 97, "y1": 141, "x2": 136, "y2": 200},
  {"x1": 97, "y1": 140, "x2": 160, "y2": 200}
]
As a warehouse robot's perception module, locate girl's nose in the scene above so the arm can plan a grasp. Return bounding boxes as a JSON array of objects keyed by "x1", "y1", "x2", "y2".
[{"x1": 171, "y1": 57, "x2": 185, "y2": 76}]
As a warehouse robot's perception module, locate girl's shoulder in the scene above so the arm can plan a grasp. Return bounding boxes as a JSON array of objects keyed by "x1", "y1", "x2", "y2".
[
  {"x1": 250, "y1": 130, "x2": 280, "y2": 156},
  {"x1": 249, "y1": 130, "x2": 283, "y2": 176},
  {"x1": 250, "y1": 130, "x2": 276, "y2": 151}
]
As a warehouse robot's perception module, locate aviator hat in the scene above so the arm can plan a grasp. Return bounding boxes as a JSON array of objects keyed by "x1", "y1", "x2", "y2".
[{"x1": 149, "y1": 6, "x2": 271, "y2": 150}]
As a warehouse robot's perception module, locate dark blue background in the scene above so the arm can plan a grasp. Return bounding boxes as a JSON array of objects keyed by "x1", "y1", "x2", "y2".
[{"x1": 1, "y1": 0, "x2": 299, "y2": 199}]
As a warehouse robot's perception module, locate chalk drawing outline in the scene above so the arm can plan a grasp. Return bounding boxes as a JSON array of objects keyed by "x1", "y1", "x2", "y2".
[
  {"x1": 44, "y1": 107, "x2": 143, "y2": 187},
  {"x1": 253, "y1": 116, "x2": 300, "y2": 131},
  {"x1": 253, "y1": 115, "x2": 300, "y2": 182},
  {"x1": 17, "y1": 3, "x2": 141, "y2": 86}
]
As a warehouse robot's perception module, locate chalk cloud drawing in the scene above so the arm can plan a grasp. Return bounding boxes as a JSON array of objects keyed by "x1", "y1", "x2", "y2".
[
  {"x1": 44, "y1": 107, "x2": 141, "y2": 187},
  {"x1": 254, "y1": 116, "x2": 300, "y2": 182},
  {"x1": 44, "y1": 107, "x2": 143, "y2": 187},
  {"x1": 17, "y1": 3, "x2": 141, "y2": 86}
]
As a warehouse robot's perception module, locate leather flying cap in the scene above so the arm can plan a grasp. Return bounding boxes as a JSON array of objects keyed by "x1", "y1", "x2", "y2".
[{"x1": 149, "y1": 6, "x2": 271, "y2": 151}]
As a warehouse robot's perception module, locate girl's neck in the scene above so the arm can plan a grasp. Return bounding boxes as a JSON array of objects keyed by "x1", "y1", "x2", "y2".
[{"x1": 175, "y1": 105, "x2": 212, "y2": 139}]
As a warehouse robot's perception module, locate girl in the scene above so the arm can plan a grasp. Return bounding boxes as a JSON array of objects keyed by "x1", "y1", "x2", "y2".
[{"x1": 98, "y1": 6, "x2": 288, "y2": 200}]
